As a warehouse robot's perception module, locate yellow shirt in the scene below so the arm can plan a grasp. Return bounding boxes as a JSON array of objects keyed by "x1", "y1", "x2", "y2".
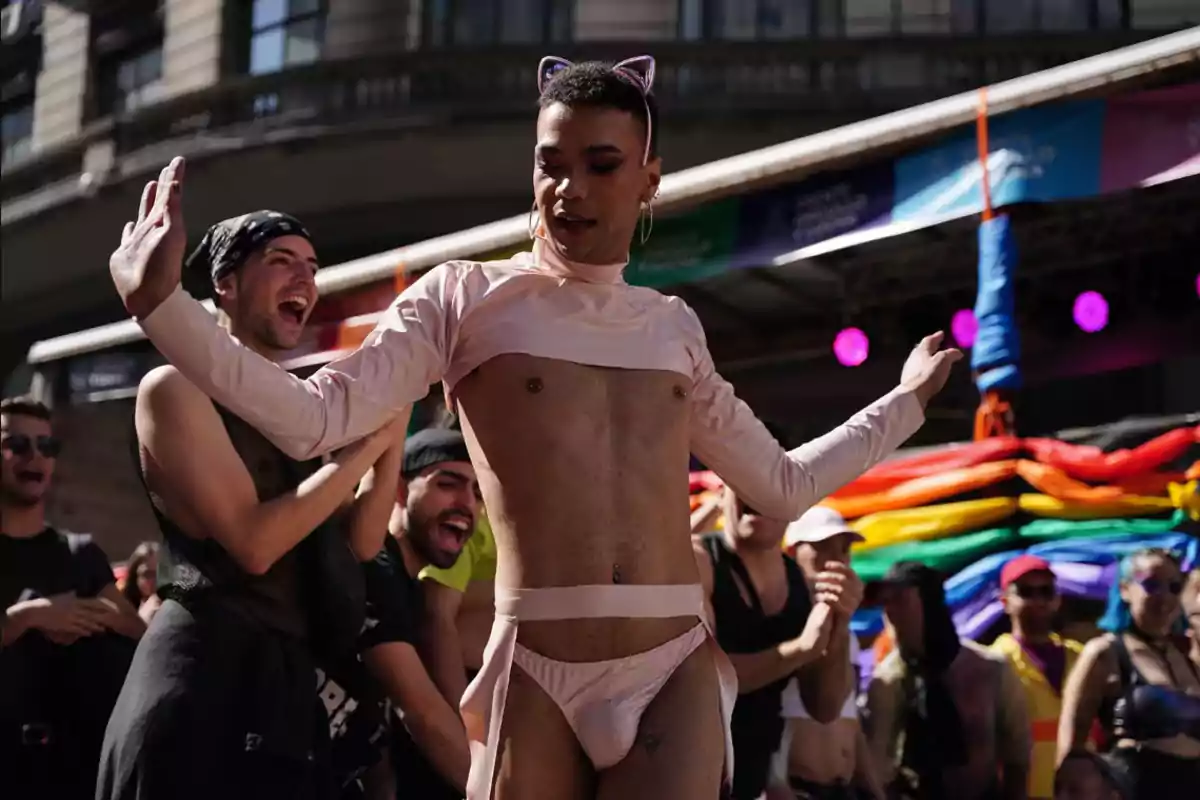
[
  {"x1": 989, "y1": 632, "x2": 1084, "y2": 800},
  {"x1": 418, "y1": 512, "x2": 497, "y2": 592}
]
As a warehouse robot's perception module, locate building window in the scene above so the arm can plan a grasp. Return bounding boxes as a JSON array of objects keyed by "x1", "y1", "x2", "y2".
[
  {"x1": 92, "y1": 4, "x2": 165, "y2": 118},
  {"x1": 249, "y1": 0, "x2": 325, "y2": 75},
  {"x1": 682, "y1": 1, "x2": 1134, "y2": 39},
  {"x1": 1130, "y1": 0, "x2": 1200, "y2": 29},
  {"x1": 98, "y1": 45, "x2": 164, "y2": 115},
  {"x1": 679, "y1": 0, "x2": 816, "y2": 39},
  {"x1": 424, "y1": 0, "x2": 573, "y2": 47},
  {"x1": 2, "y1": 99, "x2": 34, "y2": 167}
]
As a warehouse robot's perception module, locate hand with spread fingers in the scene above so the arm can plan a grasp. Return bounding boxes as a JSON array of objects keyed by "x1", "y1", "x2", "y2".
[
  {"x1": 900, "y1": 331, "x2": 964, "y2": 409},
  {"x1": 110, "y1": 156, "x2": 188, "y2": 319}
]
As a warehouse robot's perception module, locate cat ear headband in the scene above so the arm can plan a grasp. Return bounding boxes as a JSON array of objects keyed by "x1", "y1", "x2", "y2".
[{"x1": 537, "y1": 55, "x2": 656, "y2": 166}]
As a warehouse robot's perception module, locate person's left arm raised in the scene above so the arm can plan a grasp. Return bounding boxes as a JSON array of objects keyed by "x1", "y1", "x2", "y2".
[{"x1": 110, "y1": 157, "x2": 458, "y2": 461}]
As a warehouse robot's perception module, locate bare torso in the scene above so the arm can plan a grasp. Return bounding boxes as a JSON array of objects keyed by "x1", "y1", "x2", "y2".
[
  {"x1": 455, "y1": 354, "x2": 699, "y2": 661},
  {"x1": 787, "y1": 718, "x2": 856, "y2": 784}
]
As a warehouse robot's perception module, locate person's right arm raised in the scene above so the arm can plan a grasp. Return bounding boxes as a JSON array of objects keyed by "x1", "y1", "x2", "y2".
[
  {"x1": 137, "y1": 365, "x2": 404, "y2": 575},
  {"x1": 112, "y1": 157, "x2": 454, "y2": 461}
]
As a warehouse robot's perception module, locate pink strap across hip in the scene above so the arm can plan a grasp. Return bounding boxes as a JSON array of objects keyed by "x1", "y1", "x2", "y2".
[{"x1": 461, "y1": 583, "x2": 733, "y2": 798}]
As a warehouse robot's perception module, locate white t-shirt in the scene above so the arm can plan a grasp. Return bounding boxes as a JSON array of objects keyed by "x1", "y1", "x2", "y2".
[{"x1": 779, "y1": 636, "x2": 862, "y2": 720}]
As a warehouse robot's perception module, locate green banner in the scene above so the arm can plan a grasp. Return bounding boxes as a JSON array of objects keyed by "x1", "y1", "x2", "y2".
[{"x1": 625, "y1": 199, "x2": 739, "y2": 288}]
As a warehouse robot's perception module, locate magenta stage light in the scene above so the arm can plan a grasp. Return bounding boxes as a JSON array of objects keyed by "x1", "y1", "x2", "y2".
[
  {"x1": 1073, "y1": 291, "x2": 1109, "y2": 333},
  {"x1": 1195, "y1": 273, "x2": 1199, "y2": 299},
  {"x1": 951, "y1": 309, "x2": 978, "y2": 349},
  {"x1": 833, "y1": 327, "x2": 869, "y2": 367}
]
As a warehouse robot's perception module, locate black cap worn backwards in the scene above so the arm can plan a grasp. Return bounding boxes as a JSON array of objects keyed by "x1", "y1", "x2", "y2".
[{"x1": 402, "y1": 428, "x2": 471, "y2": 479}]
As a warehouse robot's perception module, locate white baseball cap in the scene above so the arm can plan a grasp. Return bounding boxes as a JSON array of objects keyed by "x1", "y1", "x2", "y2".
[{"x1": 784, "y1": 506, "x2": 864, "y2": 548}]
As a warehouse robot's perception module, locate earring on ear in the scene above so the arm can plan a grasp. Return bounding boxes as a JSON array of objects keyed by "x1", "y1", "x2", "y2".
[
  {"x1": 528, "y1": 201, "x2": 540, "y2": 240},
  {"x1": 639, "y1": 200, "x2": 654, "y2": 245}
]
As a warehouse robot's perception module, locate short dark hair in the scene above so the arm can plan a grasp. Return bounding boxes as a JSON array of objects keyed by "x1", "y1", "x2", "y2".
[
  {"x1": 538, "y1": 61, "x2": 659, "y2": 158},
  {"x1": 0, "y1": 396, "x2": 51, "y2": 422}
]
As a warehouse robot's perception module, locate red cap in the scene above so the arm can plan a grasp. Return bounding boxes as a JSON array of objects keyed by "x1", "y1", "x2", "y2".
[{"x1": 1000, "y1": 555, "x2": 1054, "y2": 590}]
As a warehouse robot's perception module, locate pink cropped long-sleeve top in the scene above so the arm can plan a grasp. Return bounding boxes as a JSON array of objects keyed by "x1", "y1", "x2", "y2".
[{"x1": 139, "y1": 241, "x2": 924, "y2": 521}]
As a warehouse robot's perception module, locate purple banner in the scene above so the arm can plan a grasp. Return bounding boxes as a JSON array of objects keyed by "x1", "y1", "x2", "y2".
[
  {"x1": 1100, "y1": 83, "x2": 1200, "y2": 192},
  {"x1": 732, "y1": 161, "x2": 893, "y2": 268}
]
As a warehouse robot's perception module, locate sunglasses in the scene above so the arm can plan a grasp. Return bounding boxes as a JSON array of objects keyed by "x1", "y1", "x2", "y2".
[
  {"x1": 1, "y1": 433, "x2": 62, "y2": 459},
  {"x1": 1012, "y1": 584, "x2": 1057, "y2": 601},
  {"x1": 537, "y1": 55, "x2": 657, "y2": 166},
  {"x1": 1134, "y1": 576, "x2": 1184, "y2": 596}
]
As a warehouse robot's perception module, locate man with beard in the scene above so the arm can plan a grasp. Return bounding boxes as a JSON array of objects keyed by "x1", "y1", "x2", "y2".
[
  {"x1": 108, "y1": 57, "x2": 958, "y2": 797},
  {"x1": 991, "y1": 556, "x2": 1085, "y2": 800},
  {"x1": 2, "y1": 396, "x2": 146, "y2": 799},
  {"x1": 695, "y1": 487, "x2": 862, "y2": 800},
  {"x1": 98, "y1": 211, "x2": 407, "y2": 800},
  {"x1": 865, "y1": 562, "x2": 1029, "y2": 800},
  {"x1": 363, "y1": 427, "x2": 477, "y2": 798}
]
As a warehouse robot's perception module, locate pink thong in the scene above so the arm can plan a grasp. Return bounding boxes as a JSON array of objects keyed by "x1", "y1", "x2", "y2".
[{"x1": 460, "y1": 584, "x2": 737, "y2": 799}]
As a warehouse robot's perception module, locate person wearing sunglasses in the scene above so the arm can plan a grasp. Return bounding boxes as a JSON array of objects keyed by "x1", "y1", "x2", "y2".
[
  {"x1": 106, "y1": 54, "x2": 960, "y2": 798},
  {"x1": 990, "y1": 555, "x2": 1086, "y2": 800},
  {"x1": 97, "y1": 212, "x2": 410, "y2": 800},
  {"x1": 2, "y1": 395, "x2": 147, "y2": 799},
  {"x1": 1057, "y1": 548, "x2": 1200, "y2": 798}
]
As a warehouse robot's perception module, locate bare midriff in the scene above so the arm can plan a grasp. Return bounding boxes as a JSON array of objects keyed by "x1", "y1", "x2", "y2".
[
  {"x1": 455, "y1": 353, "x2": 700, "y2": 663},
  {"x1": 787, "y1": 718, "x2": 856, "y2": 784}
]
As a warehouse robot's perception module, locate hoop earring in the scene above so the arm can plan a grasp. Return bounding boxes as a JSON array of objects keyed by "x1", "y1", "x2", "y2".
[
  {"x1": 528, "y1": 201, "x2": 540, "y2": 240},
  {"x1": 639, "y1": 201, "x2": 654, "y2": 245}
]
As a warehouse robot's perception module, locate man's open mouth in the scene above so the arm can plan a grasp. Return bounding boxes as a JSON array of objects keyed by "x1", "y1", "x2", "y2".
[
  {"x1": 277, "y1": 294, "x2": 310, "y2": 325},
  {"x1": 436, "y1": 514, "x2": 473, "y2": 549},
  {"x1": 16, "y1": 469, "x2": 45, "y2": 484}
]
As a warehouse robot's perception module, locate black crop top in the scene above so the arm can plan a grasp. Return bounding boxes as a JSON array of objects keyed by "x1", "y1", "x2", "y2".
[{"x1": 1111, "y1": 632, "x2": 1200, "y2": 743}]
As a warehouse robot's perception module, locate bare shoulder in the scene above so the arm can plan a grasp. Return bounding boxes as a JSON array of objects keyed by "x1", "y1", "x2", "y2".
[
  {"x1": 139, "y1": 364, "x2": 200, "y2": 400},
  {"x1": 136, "y1": 364, "x2": 221, "y2": 431},
  {"x1": 1078, "y1": 633, "x2": 1118, "y2": 669}
]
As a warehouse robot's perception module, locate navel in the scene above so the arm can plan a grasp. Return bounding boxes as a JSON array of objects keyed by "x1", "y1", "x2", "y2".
[
  {"x1": 612, "y1": 564, "x2": 622, "y2": 584},
  {"x1": 672, "y1": 384, "x2": 688, "y2": 400},
  {"x1": 525, "y1": 377, "x2": 544, "y2": 394}
]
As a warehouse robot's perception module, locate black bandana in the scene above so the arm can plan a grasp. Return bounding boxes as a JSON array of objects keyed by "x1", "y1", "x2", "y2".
[{"x1": 185, "y1": 210, "x2": 312, "y2": 285}]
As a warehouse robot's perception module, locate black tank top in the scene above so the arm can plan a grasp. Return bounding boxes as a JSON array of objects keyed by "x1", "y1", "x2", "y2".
[
  {"x1": 1111, "y1": 632, "x2": 1200, "y2": 742},
  {"x1": 702, "y1": 534, "x2": 812, "y2": 800},
  {"x1": 137, "y1": 405, "x2": 354, "y2": 644}
]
